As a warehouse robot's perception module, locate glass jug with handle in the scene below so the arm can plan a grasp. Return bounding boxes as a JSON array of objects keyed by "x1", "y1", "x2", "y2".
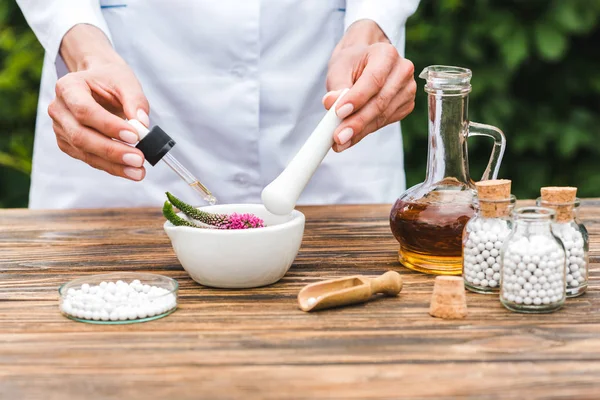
[{"x1": 389, "y1": 66, "x2": 506, "y2": 275}]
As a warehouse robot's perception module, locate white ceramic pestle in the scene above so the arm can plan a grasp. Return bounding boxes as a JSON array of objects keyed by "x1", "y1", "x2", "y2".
[{"x1": 261, "y1": 88, "x2": 350, "y2": 215}]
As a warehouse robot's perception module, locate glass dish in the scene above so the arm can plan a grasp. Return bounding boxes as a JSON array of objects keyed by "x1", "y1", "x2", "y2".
[{"x1": 58, "y1": 272, "x2": 178, "y2": 324}]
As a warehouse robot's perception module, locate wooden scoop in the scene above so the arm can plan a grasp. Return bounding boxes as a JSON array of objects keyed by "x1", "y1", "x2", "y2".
[{"x1": 297, "y1": 271, "x2": 403, "y2": 312}]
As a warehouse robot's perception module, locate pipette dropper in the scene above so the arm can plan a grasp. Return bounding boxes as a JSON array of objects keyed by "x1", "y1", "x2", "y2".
[
  {"x1": 127, "y1": 119, "x2": 216, "y2": 205},
  {"x1": 161, "y1": 152, "x2": 217, "y2": 205}
]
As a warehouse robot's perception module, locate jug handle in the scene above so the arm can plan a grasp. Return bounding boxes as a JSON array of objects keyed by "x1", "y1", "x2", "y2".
[{"x1": 467, "y1": 122, "x2": 506, "y2": 181}]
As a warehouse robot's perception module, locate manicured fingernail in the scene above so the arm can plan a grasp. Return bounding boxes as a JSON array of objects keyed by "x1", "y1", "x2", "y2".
[
  {"x1": 322, "y1": 90, "x2": 342, "y2": 105},
  {"x1": 119, "y1": 130, "x2": 139, "y2": 144},
  {"x1": 123, "y1": 153, "x2": 144, "y2": 168},
  {"x1": 337, "y1": 127, "x2": 354, "y2": 145},
  {"x1": 137, "y1": 109, "x2": 150, "y2": 127},
  {"x1": 336, "y1": 103, "x2": 354, "y2": 119},
  {"x1": 338, "y1": 141, "x2": 351, "y2": 152},
  {"x1": 124, "y1": 167, "x2": 143, "y2": 180}
]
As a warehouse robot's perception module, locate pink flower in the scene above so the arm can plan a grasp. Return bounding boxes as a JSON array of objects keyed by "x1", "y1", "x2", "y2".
[{"x1": 219, "y1": 213, "x2": 265, "y2": 230}]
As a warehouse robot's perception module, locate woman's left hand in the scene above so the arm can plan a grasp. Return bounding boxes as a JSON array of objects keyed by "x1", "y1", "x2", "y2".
[{"x1": 324, "y1": 20, "x2": 417, "y2": 152}]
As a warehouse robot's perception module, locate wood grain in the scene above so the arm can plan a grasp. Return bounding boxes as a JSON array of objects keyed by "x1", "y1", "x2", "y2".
[{"x1": 1, "y1": 200, "x2": 600, "y2": 399}]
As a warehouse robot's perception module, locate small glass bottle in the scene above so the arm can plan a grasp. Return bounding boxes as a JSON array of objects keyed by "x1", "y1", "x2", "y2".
[
  {"x1": 537, "y1": 187, "x2": 588, "y2": 297},
  {"x1": 463, "y1": 180, "x2": 515, "y2": 294},
  {"x1": 500, "y1": 207, "x2": 566, "y2": 313}
]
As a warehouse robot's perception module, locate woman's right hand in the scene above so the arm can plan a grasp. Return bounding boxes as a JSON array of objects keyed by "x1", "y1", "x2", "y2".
[{"x1": 48, "y1": 24, "x2": 149, "y2": 181}]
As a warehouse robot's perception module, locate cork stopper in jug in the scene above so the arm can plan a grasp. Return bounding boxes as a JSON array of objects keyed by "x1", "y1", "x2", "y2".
[
  {"x1": 475, "y1": 179, "x2": 512, "y2": 218},
  {"x1": 540, "y1": 186, "x2": 577, "y2": 223}
]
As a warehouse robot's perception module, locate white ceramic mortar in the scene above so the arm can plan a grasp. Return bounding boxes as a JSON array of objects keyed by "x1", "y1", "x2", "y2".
[{"x1": 163, "y1": 204, "x2": 305, "y2": 288}]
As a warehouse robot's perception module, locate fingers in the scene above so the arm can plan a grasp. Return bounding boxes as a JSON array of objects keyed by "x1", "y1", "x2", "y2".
[
  {"x1": 49, "y1": 62, "x2": 151, "y2": 180},
  {"x1": 331, "y1": 99, "x2": 415, "y2": 153},
  {"x1": 50, "y1": 98, "x2": 146, "y2": 181},
  {"x1": 322, "y1": 89, "x2": 345, "y2": 110},
  {"x1": 333, "y1": 61, "x2": 415, "y2": 146},
  {"x1": 113, "y1": 73, "x2": 150, "y2": 126},
  {"x1": 325, "y1": 56, "x2": 355, "y2": 92},
  {"x1": 55, "y1": 74, "x2": 140, "y2": 144},
  {"x1": 323, "y1": 41, "x2": 416, "y2": 153},
  {"x1": 330, "y1": 52, "x2": 416, "y2": 151},
  {"x1": 360, "y1": 99, "x2": 416, "y2": 141},
  {"x1": 57, "y1": 137, "x2": 146, "y2": 181},
  {"x1": 334, "y1": 43, "x2": 399, "y2": 120}
]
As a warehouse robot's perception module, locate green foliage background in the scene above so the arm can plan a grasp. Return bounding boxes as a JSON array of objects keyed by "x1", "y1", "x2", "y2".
[
  {"x1": 403, "y1": 0, "x2": 600, "y2": 198},
  {"x1": 0, "y1": 1, "x2": 41, "y2": 207},
  {"x1": 0, "y1": 0, "x2": 599, "y2": 207}
]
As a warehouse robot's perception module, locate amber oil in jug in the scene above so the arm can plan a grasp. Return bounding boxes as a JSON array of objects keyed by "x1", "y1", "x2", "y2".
[{"x1": 390, "y1": 66, "x2": 506, "y2": 275}]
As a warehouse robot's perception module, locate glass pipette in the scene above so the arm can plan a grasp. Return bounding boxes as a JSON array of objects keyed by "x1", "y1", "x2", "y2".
[
  {"x1": 127, "y1": 119, "x2": 217, "y2": 205},
  {"x1": 161, "y1": 152, "x2": 216, "y2": 204}
]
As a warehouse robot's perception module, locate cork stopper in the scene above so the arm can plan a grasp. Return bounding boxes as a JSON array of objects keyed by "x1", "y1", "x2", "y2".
[
  {"x1": 475, "y1": 179, "x2": 512, "y2": 218},
  {"x1": 429, "y1": 276, "x2": 468, "y2": 319},
  {"x1": 540, "y1": 186, "x2": 577, "y2": 223}
]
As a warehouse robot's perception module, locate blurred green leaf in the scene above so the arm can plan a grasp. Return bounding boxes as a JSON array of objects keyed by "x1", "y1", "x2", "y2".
[
  {"x1": 552, "y1": 2, "x2": 583, "y2": 32},
  {"x1": 461, "y1": 38, "x2": 483, "y2": 62},
  {"x1": 534, "y1": 23, "x2": 568, "y2": 61},
  {"x1": 0, "y1": 151, "x2": 32, "y2": 174},
  {"x1": 440, "y1": 0, "x2": 463, "y2": 12},
  {"x1": 551, "y1": 1, "x2": 598, "y2": 34},
  {"x1": 500, "y1": 28, "x2": 528, "y2": 69}
]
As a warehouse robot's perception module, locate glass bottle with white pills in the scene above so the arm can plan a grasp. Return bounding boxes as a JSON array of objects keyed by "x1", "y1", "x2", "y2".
[
  {"x1": 462, "y1": 180, "x2": 515, "y2": 294},
  {"x1": 500, "y1": 207, "x2": 567, "y2": 313},
  {"x1": 537, "y1": 187, "x2": 588, "y2": 297}
]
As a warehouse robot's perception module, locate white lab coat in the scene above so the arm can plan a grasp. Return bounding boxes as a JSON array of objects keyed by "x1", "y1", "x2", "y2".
[{"x1": 17, "y1": 0, "x2": 419, "y2": 209}]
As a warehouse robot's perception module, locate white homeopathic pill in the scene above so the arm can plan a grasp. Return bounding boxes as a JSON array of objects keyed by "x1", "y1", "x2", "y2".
[
  {"x1": 552, "y1": 223, "x2": 587, "y2": 294},
  {"x1": 61, "y1": 279, "x2": 177, "y2": 323},
  {"x1": 501, "y1": 233, "x2": 566, "y2": 311},
  {"x1": 463, "y1": 218, "x2": 512, "y2": 293}
]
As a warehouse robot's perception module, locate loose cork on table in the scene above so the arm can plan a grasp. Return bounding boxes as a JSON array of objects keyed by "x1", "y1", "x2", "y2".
[
  {"x1": 429, "y1": 276, "x2": 468, "y2": 319},
  {"x1": 0, "y1": 201, "x2": 600, "y2": 399}
]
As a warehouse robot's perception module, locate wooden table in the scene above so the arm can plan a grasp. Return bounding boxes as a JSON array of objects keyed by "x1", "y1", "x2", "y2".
[{"x1": 0, "y1": 201, "x2": 599, "y2": 399}]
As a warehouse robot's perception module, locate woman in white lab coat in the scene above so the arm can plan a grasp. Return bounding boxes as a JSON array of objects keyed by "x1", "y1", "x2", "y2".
[{"x1": 17, "y1": 1, "x2": 420, "y2": 209}]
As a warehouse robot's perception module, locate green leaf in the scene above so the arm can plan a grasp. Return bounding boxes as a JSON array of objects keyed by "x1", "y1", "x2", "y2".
[
  {"x1": 162, "y1": 201, "x2": 198, "y2": 228},
  {"x1": 500, "y1": 28, "x2": 528, "y2": 69},
  {"x1": 440, "y1": 0, "x2": 463, "y2": 12},
  {"x1": 461, "y1": 38, "x2": 483, "y2": 62},
  {"x1": 551, "y1": 1, "x2": 598, "y2": 34},
  {"x1": 552, "y1": 2, "x2": 582, "y2": 32},
  {"x1": 0, "y1": 151, "x2": 31, "y2": 174},
  {"x1": 534, "y1": 23, "x2": 568, "y2": 61},
  {"x1": 558, "y1": 127, "x2": 582, "y2": 158}
]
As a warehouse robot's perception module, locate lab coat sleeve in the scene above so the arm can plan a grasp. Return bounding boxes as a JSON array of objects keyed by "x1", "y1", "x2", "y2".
[
  {"x1": 344, "y1": 0, "x2": 420, "y2": 49},
  {"x1": 15, "y1": 0, "x2": 113, "y2": 77}
]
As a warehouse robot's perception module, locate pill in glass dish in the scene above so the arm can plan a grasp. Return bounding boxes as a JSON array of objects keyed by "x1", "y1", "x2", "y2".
[{"x1": 61, "y1": 279, "x2": 177, "y2": 322}]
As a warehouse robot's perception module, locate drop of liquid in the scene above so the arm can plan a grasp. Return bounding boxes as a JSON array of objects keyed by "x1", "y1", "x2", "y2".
[
  {"x1": 205, "y1": 195, "x2": 217, "y2": 205},
  {"x1": 189, "y1": 181, "x2": 217, "y2": 205}
]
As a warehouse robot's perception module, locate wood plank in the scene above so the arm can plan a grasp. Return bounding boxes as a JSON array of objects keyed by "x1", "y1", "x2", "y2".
[{"x1": 0, "y1": 200, "x2": 599, "y2": 399}]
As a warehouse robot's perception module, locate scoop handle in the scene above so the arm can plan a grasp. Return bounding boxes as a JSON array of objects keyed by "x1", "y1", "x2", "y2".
[
  {"x1": 369, "y1": 271, "x2": 403, "y2": 296},
  {"x1": 261, "y1": 89, "x2": 350, "y2": 215}
]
